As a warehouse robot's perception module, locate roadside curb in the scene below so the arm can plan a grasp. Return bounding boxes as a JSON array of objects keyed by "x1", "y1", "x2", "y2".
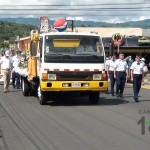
[
  {"x1": 126, "y1": 83, "x2": 150, "y2": 90},
  {"x1": 141, "y1": 85, "x2": 150, "y2": 90}
]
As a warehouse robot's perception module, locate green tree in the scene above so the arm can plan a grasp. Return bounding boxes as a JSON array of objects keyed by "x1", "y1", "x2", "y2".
[{"x1": 0, "y1": 42, "x2": 9, "y2": 49}]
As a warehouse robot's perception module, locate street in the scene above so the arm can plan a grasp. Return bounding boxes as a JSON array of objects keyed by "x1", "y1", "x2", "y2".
[{"x1": 0, "y1": 84, "x2": 150, "y2": 150}]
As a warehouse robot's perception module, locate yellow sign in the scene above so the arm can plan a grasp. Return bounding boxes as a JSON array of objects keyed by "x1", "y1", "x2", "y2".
[{"x1": 53, "y1": 39, "x2": 80, "y2": 47}]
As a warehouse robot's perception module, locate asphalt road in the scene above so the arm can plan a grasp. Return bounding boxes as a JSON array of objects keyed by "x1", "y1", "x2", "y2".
[{"x1": 0, "y1": 84, "x2": 150, "y2": 150}]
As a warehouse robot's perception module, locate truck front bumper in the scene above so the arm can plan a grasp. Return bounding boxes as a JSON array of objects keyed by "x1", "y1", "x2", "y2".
[{"x1": 40, "y1": 81, "x2": 108, "y2": 92}]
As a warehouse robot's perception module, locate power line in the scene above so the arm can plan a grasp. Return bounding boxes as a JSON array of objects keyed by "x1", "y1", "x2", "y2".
[
  {"x1": 0, "y1": 9, "x2": 150, "y2": 12},
  {"x1": 0, "y1": 2, "x2": 150, "y2": 6},
  {"x1": 1, "y1": 7, "x2": 150, "y2": 10},
  {"x1": 0, "y1": 13, "x2": 149, "y2": 16}
]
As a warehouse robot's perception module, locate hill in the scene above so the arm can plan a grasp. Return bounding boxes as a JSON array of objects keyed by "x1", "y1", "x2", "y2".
[
  {"x1": 0, "y1": 17, "x2": 150, "y2": 29},
  {"x1": 0, "y1": 21, "x2": 38, "y2": 45}
]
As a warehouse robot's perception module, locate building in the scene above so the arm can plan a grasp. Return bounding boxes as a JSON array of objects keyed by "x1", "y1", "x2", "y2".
[
  {"x1": 76, "y1": 27, "x2": 143, "y2": 37},
  {"x1": 15, "y1": 36, "x2": 30, "y2": 51},
  {"x1": 76, "y1": 27, "x2": 150, "y2": 63}
]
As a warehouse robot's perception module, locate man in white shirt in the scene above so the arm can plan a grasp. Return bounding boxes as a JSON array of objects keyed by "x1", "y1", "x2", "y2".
[
  {"x1": 130, "y1": 55, "x2": 144, "y2": 102},
  {"x1": 12, "y1": 50, "x2": 21, "y2": 88},
  {"x1": 0, "y1": 50, "x2": 13, "y2": 93},
  {"x1": 105, "y1": 55, "x2": 111, "y2": 94},
  {"x1": 107, "y1": 54, "x2": 117, "y2": 96},
  {"x1": 114, "y1": 52, "x2": 129, "y2": 97}
]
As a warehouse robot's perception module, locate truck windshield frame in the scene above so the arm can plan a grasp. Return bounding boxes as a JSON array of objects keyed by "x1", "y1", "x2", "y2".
[{"x1": 44, "y1": 35, "x2": 104, "y2": 63}]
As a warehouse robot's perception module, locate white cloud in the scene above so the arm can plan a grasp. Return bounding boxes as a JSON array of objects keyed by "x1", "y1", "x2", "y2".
[{"x1": 0, "y1": 0, "x2": 149, "y2": 23}]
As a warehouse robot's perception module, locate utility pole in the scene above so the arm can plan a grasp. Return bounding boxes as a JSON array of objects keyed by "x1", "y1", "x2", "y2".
[
  {"x1": 117, "y1": 41, "x2": 120, "y2": 54},
  {"x1": 116, "y1": 35, "x2": 120, "y2": 54},
  {"x1": 66, "y1": 17, "x2": 75, "y2": 32}
]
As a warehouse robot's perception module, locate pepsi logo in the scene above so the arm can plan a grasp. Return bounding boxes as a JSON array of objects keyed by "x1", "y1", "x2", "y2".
[{"x1": 54, "y1": 18, "x2": 67, "y2": 32}]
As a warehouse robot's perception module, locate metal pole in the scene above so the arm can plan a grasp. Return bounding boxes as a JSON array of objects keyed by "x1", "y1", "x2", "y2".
[{"x1": 118, "y1": 41, "x2": 120, "y2": 54}]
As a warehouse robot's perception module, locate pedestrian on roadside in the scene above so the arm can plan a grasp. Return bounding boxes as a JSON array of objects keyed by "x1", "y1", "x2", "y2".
[
  {"x1": 114, "y1": 52, "x2": 129, "y2": 97},
  {"x1": 130, "y1": 55, "x2": 144, "y2": 102},
  {"x1": 140, "y1": 57, "x2": 145, "y2": 67},
  {"x1": 0, "y1": 50, "x2": 13, "y2": 93},
  {"x1": 10, "y1": 49, "x2": 16, "y2": 57},
  {"x1": 10, "y1": 49, "x2": 16, "y2": 88},
  {"x1": 12, "y1": 50, "x2": 21, "y2": 88},
  {"x1": 107, "y1": 54, "x2": 117, "y2": 96},
  {"x1": 105, "y1": 55, "x2": 111, "y2": 94},
  {"x1": 140, "y1": 57, "x2": 148, "y2": 85}
]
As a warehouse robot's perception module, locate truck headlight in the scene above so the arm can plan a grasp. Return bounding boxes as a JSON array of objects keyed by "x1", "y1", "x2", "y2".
[
  {"x1": 93, "y1": 74, "x2": 101, "y2": 80},
  {"x1": 48, "y1": 74, "x2": 56, "y2": 80}
]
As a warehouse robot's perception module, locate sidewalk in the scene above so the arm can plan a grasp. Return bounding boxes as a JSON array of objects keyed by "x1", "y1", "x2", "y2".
[
  {"x1": 126, "y1": 82, "x2": 150, "y2": 90},
  {"x1": 141, "y1": 84, "x2": 150, "y2": 90},
  {"x1": 142, "y1": 72, "x2": 150, "y2": 89}
]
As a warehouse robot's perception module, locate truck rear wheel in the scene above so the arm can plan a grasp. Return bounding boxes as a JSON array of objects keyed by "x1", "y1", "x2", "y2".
[
  {"x1": 22, "y1": 79, "x2": 30, "y2": 96},
  {"x1": 39, "y1": 91, "x2": 47, "y2": 105},
  {"x1": 89, "y1": 92, "x2": 100, "y2": 104}
]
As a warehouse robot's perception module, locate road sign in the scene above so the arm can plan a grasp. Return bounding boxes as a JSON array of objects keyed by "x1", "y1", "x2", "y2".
[{"x1": 40, "y1": 16, "x2": 49, "y2": 33}]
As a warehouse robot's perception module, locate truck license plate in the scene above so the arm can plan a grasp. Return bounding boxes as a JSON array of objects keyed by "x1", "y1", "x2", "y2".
[{"x1": 71, "y1": 82, "x2": 81, "y2": 87}]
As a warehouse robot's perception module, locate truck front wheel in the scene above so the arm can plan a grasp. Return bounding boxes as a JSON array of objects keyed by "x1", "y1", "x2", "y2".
[
  {"x1": 39, "y1": 91, "x2": 47, "y2": 105},
  {"x1": 89, "y1": 92, "x2": 100, "y2": 104},
  {"x1": 22, "y1": 79, "x2": 30, "y2": 96}
]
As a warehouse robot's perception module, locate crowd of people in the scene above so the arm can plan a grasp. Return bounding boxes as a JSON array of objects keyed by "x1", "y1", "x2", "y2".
[
  {"x1": 106, "y1": 52, "x2": 147, "y2": 102},
  {"x1": 0, "y1": 49, "x2": 28, "y2": 93}
]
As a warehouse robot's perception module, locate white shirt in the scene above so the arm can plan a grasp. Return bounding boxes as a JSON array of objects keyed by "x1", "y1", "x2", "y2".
[
  {"x1": 12, "y1": 55, "x2": 21, "y2": 68},
  {"x1": 114, "y1": 59, "x2": 128, "y2": 71},
  {"x1": 0, "y1": 56, "x2": 13, "y2": 69},
  {"x1": 130, "y1": 61, "x2": 143, "y2": 74},
  {"x1": 108, "y1": 59, "x2": 116, "y2": 71},
  {"x1": 105, "y1": 59, "x2": 110, "y2": 70},
  {"x1": 140, "y1": 61, "x2": 145, "y2": 67},
  {"x1": 12, "y1": 55, "x2": 22, "y2": 73}
]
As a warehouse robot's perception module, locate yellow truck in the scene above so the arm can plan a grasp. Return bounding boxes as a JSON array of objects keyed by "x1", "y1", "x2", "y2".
[{"x1": 22, "y1": 30, "x2": 108, "y2": 105}]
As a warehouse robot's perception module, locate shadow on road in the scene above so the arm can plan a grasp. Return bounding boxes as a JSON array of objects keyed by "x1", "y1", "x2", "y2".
[
  {"x1": 47, "y1": 95, "x2": 129, "y2": 107},
  {"x1": 8, "y1": 89, "x2": 22, "y2": 92}
]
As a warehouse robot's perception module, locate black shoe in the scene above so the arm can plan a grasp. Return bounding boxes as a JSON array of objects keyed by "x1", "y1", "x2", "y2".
[
  {"x1": 106, "y1": 91, "x2": 110, "y2": 94},
  {"x1": 112, "y1": 93, "x2": 115, "y2": 96},
  {"x1": 116, "y1": 93, "x2": 119, "y2": 97},
  {"x1": 134, "y1": 98, "x2": 139, "y2": 102},
  {"x1": 12, "y1": 84, "x2": 15, "y2": 88},
  {"x1": 120, "y1": 94, "x2": 123, "y2": 98}
]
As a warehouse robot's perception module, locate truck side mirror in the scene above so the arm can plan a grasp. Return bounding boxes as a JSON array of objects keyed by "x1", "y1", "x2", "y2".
[{"x1": 30, "y1": 41, "x2": 37, "y2": 56}]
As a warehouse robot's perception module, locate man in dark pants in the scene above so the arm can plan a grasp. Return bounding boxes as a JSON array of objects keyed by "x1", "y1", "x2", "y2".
[
  {"x1": 114, "y1": 52, "x2": 129, "y2": 97},
  {"x1": 105, "y1": 55, "x2": 111, "y2": 94},
  {"x1": 10, "y1": 49, "x2": 16, "y2": 88},
  {"x1": 107, "y1": 54, "x2": 117, "y2": 96},
  {"x1": 12, "y1": 71, "x2": 16, "y2": 88},
  {"x1": 12, "y1": 50, "x2": 21, "y2": 88},
  {"x1": 130, "y1": 55, "x2": 144, "y2": 102}
]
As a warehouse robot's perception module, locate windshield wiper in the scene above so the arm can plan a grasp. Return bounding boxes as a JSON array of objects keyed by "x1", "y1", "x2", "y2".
[
  {"x1": 45, "y1": 53, "x2": 63, "y2": 55},
  {"x1": 77, "y1": 52, "x2": 99, "y2": 55},
  {"x1": 62, "y1": 54, "x2": 72, "y2": 59}
]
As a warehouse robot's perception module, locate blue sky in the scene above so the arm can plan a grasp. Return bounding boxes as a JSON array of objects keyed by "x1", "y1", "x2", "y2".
[{"x1": 0, "y1": 0, "x2": 149, "y2": 23}]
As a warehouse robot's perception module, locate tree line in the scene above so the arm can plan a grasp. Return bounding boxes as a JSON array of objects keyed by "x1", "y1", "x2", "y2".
[{"x1": 0, "y1": 21, "x2": 38, "y2": 49}]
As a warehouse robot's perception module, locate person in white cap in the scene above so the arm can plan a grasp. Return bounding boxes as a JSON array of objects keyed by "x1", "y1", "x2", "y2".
[
  {"x1": 140, "y1": 58, "x2": 145, "y2": 67},
  {"x1": 0, "y1": 50, "x2": 13, "y2": 93},
  {"x1": 140, "y1": 57, "x2": 148, "y2": 84}
]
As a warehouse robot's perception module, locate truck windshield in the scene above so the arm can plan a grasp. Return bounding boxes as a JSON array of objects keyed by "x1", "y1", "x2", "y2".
[{"x1": 44, "y1": 35, "x2": 104, "y2": 63}]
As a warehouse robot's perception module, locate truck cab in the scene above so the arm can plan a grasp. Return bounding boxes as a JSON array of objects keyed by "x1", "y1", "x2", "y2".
[{"x1": 22, "y1": 31, "x2": 108, "y2": 105}]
